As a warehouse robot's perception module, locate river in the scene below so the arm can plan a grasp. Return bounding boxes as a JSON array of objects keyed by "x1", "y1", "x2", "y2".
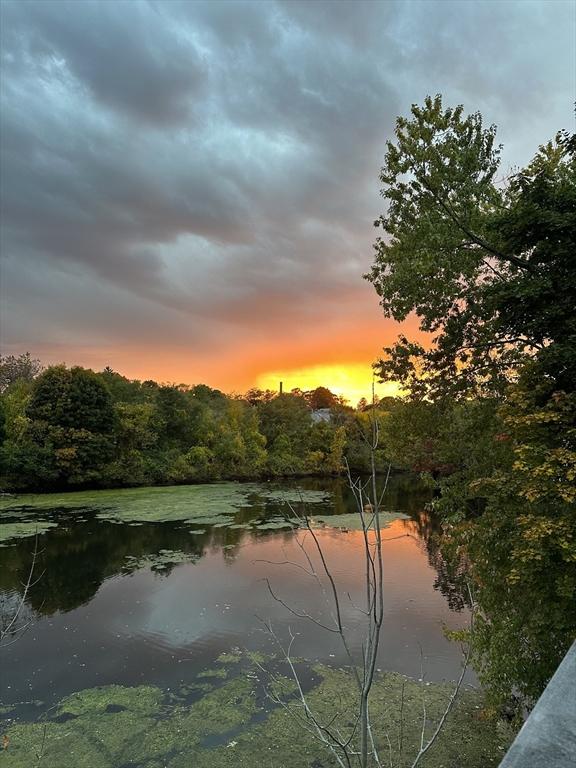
[{"x1": 0, "y1": 476, "x2": 511, "y2": 767}]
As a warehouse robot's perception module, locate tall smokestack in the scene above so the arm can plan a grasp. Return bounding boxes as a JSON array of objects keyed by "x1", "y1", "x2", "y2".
[{"x1": 279, "y1": 381, "x2": 283, "y2": 394}]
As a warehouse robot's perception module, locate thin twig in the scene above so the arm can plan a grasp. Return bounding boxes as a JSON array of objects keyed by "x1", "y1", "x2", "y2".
[{"x1": 410, "y1": 582, "x2": 475, "y2": 768}]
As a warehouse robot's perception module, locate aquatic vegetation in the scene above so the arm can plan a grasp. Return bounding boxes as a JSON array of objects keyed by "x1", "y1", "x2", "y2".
[
  {"x1": 197, "y1": 668, "x2": 230, "y2": 679},
  {"x1": 258, "y1": 488, "x2": 331, "y2": 505},
  {"x1": 123, "y1": 549, "x2": 200, "y2": 572},
  {"x1": 2, "y1": 662, "x2": 514, "y2": 768},
  {"x1": 253, "y1": 518, "x2": 295, "y2": 530},
  {"x1": 59, "y1": 684, "x2": 163, "y2": 717},
  {"x1": 0, "y1": 482, "x2": 333, "y2": 533},
  {"x1": 0, "y1": 482, "x2": 344, "y2": 554},
  {"x1": 245, "y1": 649, "x2": 268, "y2": 665},
  {"x1": 0, "y1": 483, "x2": 261, "y2": 521},
  {"x1": 306, "y1": 510, "x2": 408, "y2": 531},
  {"x1": 216, "y1": 651, "x2": 243, "y2": 664},
  {"x1": 0, "y1": 519, "x2": 58, "y2": 546}
]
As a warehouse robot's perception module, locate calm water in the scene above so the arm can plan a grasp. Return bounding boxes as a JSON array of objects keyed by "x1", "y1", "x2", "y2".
[{"x1": 0, "y1": 476, "x2": 473, "y2": 724}]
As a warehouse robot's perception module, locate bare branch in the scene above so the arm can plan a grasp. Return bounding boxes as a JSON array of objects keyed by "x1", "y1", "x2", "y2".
[
  {"x1": 410, "y1": 582, "x2": 475, "y2": 768},
  {"x1": 1, "y1": 535, "x2": 43, "y2": 648},
  {"x1": 262, "y1": 578, "x2": 339, "y2": 633}
]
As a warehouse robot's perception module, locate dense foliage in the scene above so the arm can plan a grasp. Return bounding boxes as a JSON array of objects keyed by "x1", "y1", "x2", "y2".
[
  {"x1": 367, "y1": 96, "x2": 576, "y2": 711},
  {"x1": 0, "y1": 359, "x2": 367, "y2": 490}
]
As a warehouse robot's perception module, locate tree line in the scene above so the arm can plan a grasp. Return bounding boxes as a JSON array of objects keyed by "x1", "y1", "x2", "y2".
[
  {"x1": 1, "y1": 352, "x2": 458, "y2": 493},
  {"x1": 0, "y1": 359, "x2": 363, "y2": 490}
]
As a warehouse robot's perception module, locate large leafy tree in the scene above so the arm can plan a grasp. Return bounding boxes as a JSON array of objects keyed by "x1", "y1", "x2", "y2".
[
  {"x1": 367, "y1": 96, "x2": 576, "y2": 709},
  {"x1": 21, "y1": 366, "x2": 117, "y2": 487},
  {"x1": 27, "y1": 366, "x2": 116, "y2": 433},
  {"x1": 367, "y1": 95, "x2": 575, "y2": 398}
]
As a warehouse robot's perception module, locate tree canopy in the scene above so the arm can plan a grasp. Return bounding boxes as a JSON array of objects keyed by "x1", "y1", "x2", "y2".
[
  {"x1": 366, "y1": 96, "x2": 576, "y2": 712},
  {"x1": 367, "y1": 94, "x2": 575, "y2": 398},
  {"x1": 0, "y1": 353, "x2": 42, "y2": 393},
  {"x1": 0, "y1": 366, "x2": 363, "y2": 490}
]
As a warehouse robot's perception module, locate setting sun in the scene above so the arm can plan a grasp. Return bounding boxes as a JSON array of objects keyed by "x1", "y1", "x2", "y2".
[{"x1": 257, "y1": 364, "x2": 402, "y2": 405}]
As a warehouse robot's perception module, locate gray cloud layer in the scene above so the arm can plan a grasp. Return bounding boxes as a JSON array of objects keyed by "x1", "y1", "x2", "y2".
[{"x1": 1, "y1": 0, "x2": 574, "y2": 386}]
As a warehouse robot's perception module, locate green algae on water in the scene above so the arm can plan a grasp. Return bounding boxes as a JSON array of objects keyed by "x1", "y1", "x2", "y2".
[
  {"x1": 0, "y1": 519, "x2": 58, "y2": 545},
  {"x1": 307, "y1": 510, "x2": 408, "y2": 531},
  {"x1": 259, "y1": 488, "x2": 331, "y2": 505},
  {"x1": 245, "y1": 649, "x2": 268, "y2": 665},
  {"x1": 216, "y1": 651, "x2": 243, "y2": 664},
  {"x1": 0, "y1": 483, "x2": 260, "y2": 524},
  {"x1": 197, "y1": 668, "x2": 229, "y2": 679},
  {"x1": 0, "y1": 482, "x2": 331, "y2": 529},
  {"x1": 2, "y1": 661, "x2": 515, "y2": 768},
  {"x1": 0, "y1": 483, "x2": 337, "y2": 550},
  {"x1": 58, "y1": 684, "x2": 163, "y2": 717},
  {"x1": 123, "y1": 549, "x2": 200, "y2": 572},
  {"x1": 254, "y1": 518, "x2": 295, "y2": 530}
]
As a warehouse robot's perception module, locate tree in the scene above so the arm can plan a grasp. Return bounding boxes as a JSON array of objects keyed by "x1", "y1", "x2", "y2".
[
  {"x1": 97, "y1": 369, "x2": 152, "y2": 404},
  {"x1": 304, "y1": 386, "x2": 338, "y2": 409},
  {"x1": 208, "y1": 399, "x2": 266, "y2": 479},
  {"x1": 154, "y1": 385, "x2": 199, "y2": 450},
  {"x1": 22, "y1": 366, "x2": 117, "y2": 487},
  {"x1": 28, "y1": 366, "x2": 116, "y2": 433},
  {"x1": 460, "y1": 365, "x2": 576, "y2": 706},
  {"x1": 101, "y1": 402, "x2": 161, "y2": 486},
  {"x1": 366, "y1": 96, "x2": 576, "y2": 712},
  {"x1": 0, "y1": 353, "x2": 42, "y2": 393},
  {"x1": 487, "y1": 132, "x2": 576, "y2": 391},
  {"x1": 0, "y1": 399, "x2": 5, "y2": 448},
  {"x1": 244, "y1": 387, "x2": 276, "y2": 405},
  {"x1": 258, "y1": 393, "x2": 312, "y2": 475},
  {"x1": 366, "y1": 95, "x2": 575, "y2": 399},
  {"x1": 306, "y1": 421, "x2": 347, "y2": 475}
]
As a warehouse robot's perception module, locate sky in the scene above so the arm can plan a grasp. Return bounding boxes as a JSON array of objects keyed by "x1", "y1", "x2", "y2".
[{"x1": 1, "y1": 0, "x2": 574, "y2": 403}]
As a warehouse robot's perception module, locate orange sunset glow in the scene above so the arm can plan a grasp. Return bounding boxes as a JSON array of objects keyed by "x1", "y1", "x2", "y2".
[
  {"x1": 25, "y1": 291, "x2": 423, "y2": 400},
  {"x1": 257, "y1": 365, "x2": 402, "y2": 404},
  {"x1": 1, "y1": 0, "x2": 569, "y2": 401}
]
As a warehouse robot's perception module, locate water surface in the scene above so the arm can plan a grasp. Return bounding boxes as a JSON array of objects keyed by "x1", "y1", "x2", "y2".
[{"x1": 0, "y1": 476, "x2": 473, "y2": 724}]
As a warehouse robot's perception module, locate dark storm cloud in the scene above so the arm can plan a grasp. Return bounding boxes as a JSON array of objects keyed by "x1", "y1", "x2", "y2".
[
  {"x1": 0, "y1": 0, "x2": 574, "y2": 377},
  {"x1": 1, "y1": 0, "x2": 206, "y2": 125}
]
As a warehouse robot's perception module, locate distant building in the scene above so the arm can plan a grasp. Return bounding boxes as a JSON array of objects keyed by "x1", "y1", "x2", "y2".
[{"x1": 311, "y1": 408, "x2": 332, "y2": 423}]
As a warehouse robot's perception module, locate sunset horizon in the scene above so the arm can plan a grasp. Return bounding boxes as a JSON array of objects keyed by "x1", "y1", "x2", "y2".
[
  {"x1": 9, "y1": 292, "x2": 412, "y2": 403},
  {"x1": 1, "y1": 3, "x2": 574, "y2": 766},
  {"x1": 9, "y1": 349, "x2": 403, "y2": 406},
  {"x1": 1, "y1": 1, "x2": 572, "y2": 405}
]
